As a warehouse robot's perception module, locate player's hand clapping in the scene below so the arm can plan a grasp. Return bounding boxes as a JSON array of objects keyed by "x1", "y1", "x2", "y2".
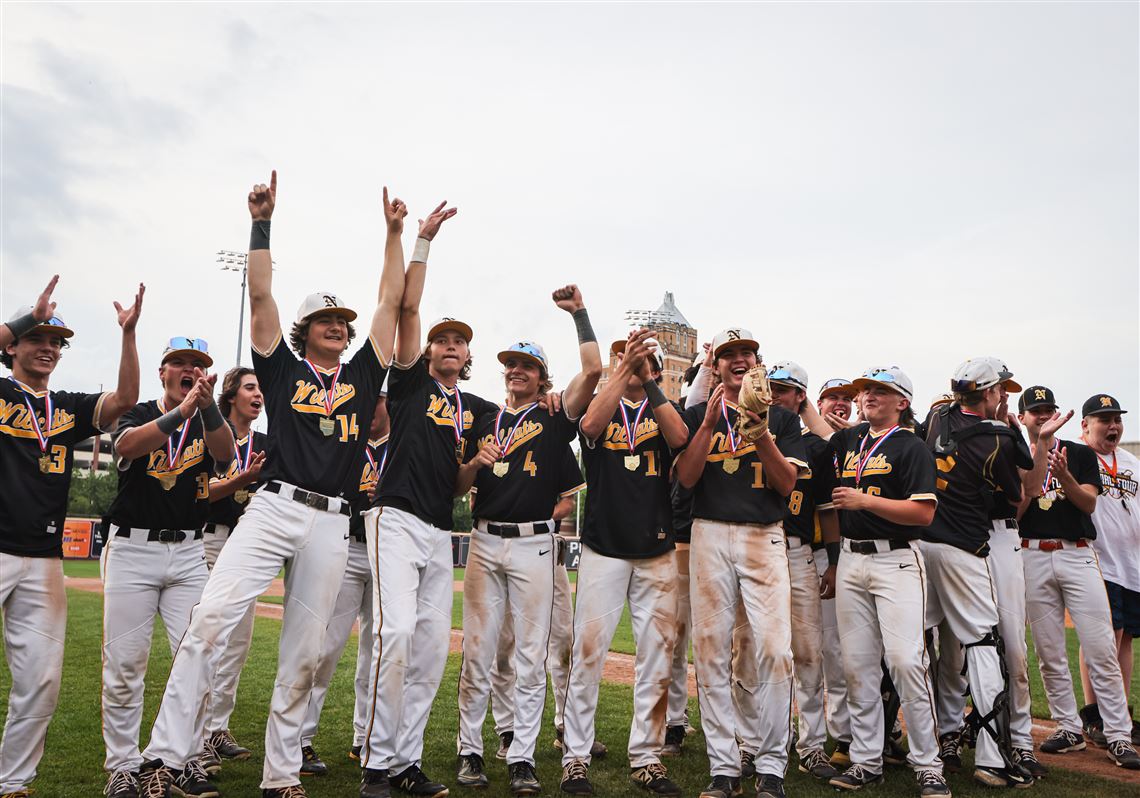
[{"x1": 701, "y1": 385, "x2": 726, "y2": 430}]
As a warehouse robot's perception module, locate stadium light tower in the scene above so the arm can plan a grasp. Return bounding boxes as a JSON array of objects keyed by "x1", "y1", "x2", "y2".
[{"x1": 217, "y1": 250, "x2": 276, "y2": 366}]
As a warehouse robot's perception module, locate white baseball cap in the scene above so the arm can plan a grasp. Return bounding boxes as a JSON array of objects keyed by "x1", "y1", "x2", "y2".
[
  {"x1": 767, "y1": 360, "x2": 808, "y2": 391},
  {"x1": 426, "y1": 317, "x2": 474, "y2": 343},
  {"x1": 818, "y1": 378, "x2": 857, "y2": 400},
  {"x1": 7, "y1": 306, "x2": 74, "y2": 339},
  {"x1": 710, "y1": 327, "x2": 760, "y2": 359},
  {"x1": 951, "y1": 358, "x2": 1002, "y2": 393},
  {"x1": 295, "y1": 292, "x2": 358, "y2": 324},
  {"x1": 977, "y1": 355, "x2": 1022, "y2": 392},
  {"x1": 852, "y1": 366, "x2": 914, "y2": 400},
  {"x1": 497, "y1": 340, "x2": 549, "y2": 374}
]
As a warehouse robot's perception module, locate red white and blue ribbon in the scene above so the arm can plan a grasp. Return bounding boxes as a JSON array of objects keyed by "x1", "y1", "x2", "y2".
[
  {"x1": 494, "y1": 402, "x2": 538, "y2": 458},
  {"x1": 159, "y1": 397, "x2": 194, "y2": 467},
  {"x1": 365, "y1": 440, "x2": 387, "y2": 479},
  {"x1": 855, "y1": 425, "x2": 900, "y2": 486},
  {"x1": 433, "y1": 379, "x2": 465, "y2": 442},
  {"x1": 10, "y1": 377, "x2": 52, "y2": 454},
  {"x1": 236, "y1": 434, "x2": 255, "y2": 473},
  {"x1": 720, "y1": 397, "x2": 740, "y2": 455},
  {"x1": 304, "y1": 359, "x2": 343, "y2": 418},
  {"x1": 619, "y1": 399, "x2": 649, "y2": 453}
]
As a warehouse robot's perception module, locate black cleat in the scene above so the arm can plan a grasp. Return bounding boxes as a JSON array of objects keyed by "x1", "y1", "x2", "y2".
[
  {"x1": 559, "y1": 760, "x2": 593, "y2": 795},
  {"x1": 698, "y1": 775, "x2": 742, "y2": 798},
  {"x1": 740, "y1": 750, "x2": 756, "y2": 779},
  {"x1": 756, "y1": 774, "x2": 786, "y2": 798},
  {"x1": 661, "y1": 725, "x2": 685, "y2": 757},
  {"x1": 456, "y1": 754, "x2": 488, "y2": 789},
  {"x1": 360, "y1": 768, "x2": 391, "y2": 798},
  {"x1": 798, "y1": 748, "x2": 838, "y2": 780},
  {"x1": 391, "y1": 765, "x2": 448, "y2": 798},
  {"x1": 350, "y1": 745, "x2": 363, "y2": 761},
  {"x1": 105, "y1": 769, "x2": 140, "y2": 798},
  {"x1": 629, "y1": 763, "x2": 681, "y2": 796},
  {"x1": 300, "y1": 745, "x2": 327, "y2": 777},
  {"x1": 1079, "y1": 704, "x2": 1108, "y2": 748},
  {"x1": 973, "y1": 766, "x2": 1032, "y2": 789},
  {"x1": 138, "y1": 760, "x2": 176, "y2": 798},
  {"x1": 1039, "y1": 728, "x2": 1085, "y2": 754},
  {"x1": 1107, "y1": 740, "x2": 1140, "y2": 770},
  {"x1": 1012, "y1": 748, "x2": 1048, "y2": 779},
  {"x1": 830, "y1": 764, "x2": 884, "y2": 791},
  {"x1": 209, "y1": 729, "x2": 251, "y2": 761},
  {"x1": 508, "y1": 762, "x2": 541, "y2": 796},
  {"x1": 938, "y1": 732, "x2": 962, "y2": 774},
  {"x1": 916, "y1": 769, "x2": 951, "y2": 796},
  {"x1": 496, "y1": 732, "x2": 514, "y2": 761}
]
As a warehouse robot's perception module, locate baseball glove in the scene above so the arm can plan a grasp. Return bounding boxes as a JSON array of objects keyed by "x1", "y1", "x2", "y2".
[{"x1": 734, "y1": 364, "x2": 772, "y2": 443}]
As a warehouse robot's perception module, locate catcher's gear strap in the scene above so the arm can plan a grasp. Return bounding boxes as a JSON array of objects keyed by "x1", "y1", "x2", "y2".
[{"x1": 962, "y1": 627, "x2": 1025, "y2": 776}]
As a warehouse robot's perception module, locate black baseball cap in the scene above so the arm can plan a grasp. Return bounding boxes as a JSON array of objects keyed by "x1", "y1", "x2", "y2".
[
  {"x1": 1018, "y1": 386, "x2": 1056, "y2": 413},
  {"x1": 1082, "y1": 394, "x2": 1127, "y2": 418}
]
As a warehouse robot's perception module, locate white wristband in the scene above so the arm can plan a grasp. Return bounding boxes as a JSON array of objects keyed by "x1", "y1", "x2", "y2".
[{"x1": 412, "y1": 237, "x2": 431, "y2": 263}]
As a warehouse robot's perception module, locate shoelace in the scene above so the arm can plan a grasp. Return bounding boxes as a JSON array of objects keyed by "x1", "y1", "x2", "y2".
[
  {"x1": 217, "y1": 730, "x2": 238, "y2": 747},
  {"x1": 276, "y1": 786, "x2": 307, "y2": 798},
  {"x1": 105, "y1": 770, "x2": 135, "y2": 796},
  {"x1": 466, "y1": 755, "x2": 485, "y2": 774},
  {"x1": 1110, "y1": 741, "x2": 1135, "y2": 757},
  {"x1": 566, "y1": 760, "x2": 589, "y2": 780},
  {"x1": 917, "y1": 770, "x2": 944, "y2": 787},
  {"x1": 183, "y1": 759, "x2": 209, "y2": 783},
  {"x1": 140, "y1": 769, "x2": 171, "y2": 798},
  {"x1": 845, "y1": 765, "x2": 873, "y2": 782}
]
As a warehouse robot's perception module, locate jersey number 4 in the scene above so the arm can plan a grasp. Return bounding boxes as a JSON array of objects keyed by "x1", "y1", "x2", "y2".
[{"x1": 336, "y1": 413, "x2": 359, "y2": 442}]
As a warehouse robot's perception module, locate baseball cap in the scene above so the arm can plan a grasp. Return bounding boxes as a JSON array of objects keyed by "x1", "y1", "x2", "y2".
[
  {"x1": 818, "y1": 378, "x2": 857, "y2": 400},
  {"x1": 426, "y1": 317, "x2": 473, "y2": 343},
  {"x1": 710, "y1": 327, "x2": 760, "y2": 359},
  {"x1": 1018, "y1": 386, "x2": 1056, "y2": 413},
  {"x1": 767, "y1": 360, "x2": 808, "y2": 391},
  {"x1": 977, "y1": 355, "x2": 1022, "y2": 393},
  {"x1": 161, "y1": 336, "x2": 214, "y2": 368},
  {"x1": 497, "y1": 340, "x2": 549, "y2": 374},
  {"x1": 852, "y1": 366, "x2": 914, "y2": 400},
  {"x1": 295, "y1": 292, "x2": 357, "y2": 324},
  {"x1": 950, "y1": 358, "x2": 1002, "y2": 393},
  {"x1": 929, "y1": 393, "x2": 954, "y2": 409},
  {"x1": 7, "y1": 306, "x2": 74, "y2": 339},
  {"x1": 1082, "y1": 394, "x2": 1127, "y2": 418}
]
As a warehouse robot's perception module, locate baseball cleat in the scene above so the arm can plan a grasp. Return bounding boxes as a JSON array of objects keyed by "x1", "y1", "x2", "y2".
[
  {"x1": 590, "y1": 739, "x2": 608, "y2": 758},
  {"x1": 1132, "y1": 719, "x2": 1140, "y2": 746},
  {"x1": 756, "y1": 774, "x2": 786, "y2": 798},
  {"x1": 553, "y1": 728, "x2": 565, "y2": 751},
  {"x1": 2, "y1": 791, "x2": 33, "y2": 798},
  {"x1": 1079, "y1": 704, "x2": 1108, "y2": 748},
  {"x1": 916, "y1": 769, "x2": 951, "y2": 796},
  {"x1": 1012, "y1": 748, "x2": 1048, "y2": 778},
  {"x1": 299, "y1": 745, "x2": 327, "y2": 776},
  {"x1": 360, "y1": 768, "x2": 391, "y2": 798},
  {"x1": 740, "y1": 750, "x2": 756, "y2": 779},
  {"x1": 261, "y1": 787, "x2": 307, "y2": 798},
  {"x1": 883, "y1": 735, "x2": 909, "y2": 766},
  {"x1": 105, "y1": 769, "x2": 141, "y2": 798},
  {"x1": 829, "y1": 764, "x2": 885, "y2": 791},
  {"x1": 797, "y1": 748, "x2": 838, "y2": 780},
  {"x1": 830, "y1": 740, "x2": 852, "y2": 767},
  {"x1": 350, "y1": 745, "x2": 363, "y2": 761},
  {"x1": 972, "y1": 766, "x2": 1032, "y2": 789},
  {"x1": 629, "y1": 763, "x2": 681, "y2": 796},
  {"x1": 661, "y1": 725, "x2": 685, "y2": 756},
  {"x1": 559, "y1": 759, "x2": 594, "y2": 795},
  {"x1": 209, "y1": 730, "x2": 251, "y2": 761},
  {"x1": 1039, "y1": 728, "x2": 1085, "y2": 754},
  {"x1": 508, "y1": 762, "x2": 541, "y2": 796},
  {"x1": 390, "y1": 765, "x2": 448, "y2": 798},
  {"x1": 197, "y1": 743, "x2": 221, "y2": 777},
  {"x1": 1107, "y1": 740, "x2": 1140, "y2": 770},
  {"x1": 456, "y1": 754, "x2": 489, "y2": 789},
  {"x1": 938, "y1": 732, "x2": 962, "y2": 774},
  {"x1": 697, "y1": 775, "x2": 742, "y2": 798},
  {"x1": 172, "y1": 760, "x2": 220, "y2": 798},
  {"x1": 138, "y1": 760, "x2": 176, "y2": 798},
  {"x1": 496, "y1": 731, "x2": 514, "y2": 760}
]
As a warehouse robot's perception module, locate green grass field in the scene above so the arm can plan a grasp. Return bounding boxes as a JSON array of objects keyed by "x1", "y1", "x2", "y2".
[{"x1": 3, "y1": 587, "x2": 1138, "y2": 797}]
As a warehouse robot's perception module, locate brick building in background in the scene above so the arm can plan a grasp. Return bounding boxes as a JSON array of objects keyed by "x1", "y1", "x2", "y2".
[{"x1": 600, "y1": 291, "x2": 698, "y2": 403}]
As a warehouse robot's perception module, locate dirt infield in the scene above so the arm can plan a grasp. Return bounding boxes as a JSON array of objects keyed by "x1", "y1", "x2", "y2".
[{"x1": 65, "y1": 575, "x2": 1137, "y2": 786}]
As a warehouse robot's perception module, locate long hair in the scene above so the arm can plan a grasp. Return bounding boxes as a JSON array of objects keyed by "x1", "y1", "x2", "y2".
[
  {"x1": 218, "y1": 366, "x2": 256, "y2": 418},
  {"x1": 289, "y1": 318, "x2": 357, "y2": 359},
  {"x1": 421, "y1": 343, "x2": 472, "y2": 381}
]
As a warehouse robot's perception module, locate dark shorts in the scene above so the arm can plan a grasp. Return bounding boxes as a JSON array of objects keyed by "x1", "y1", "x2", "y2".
[{"x1": 1104, "y1": 580, "x2": 1140, "y2": 636}]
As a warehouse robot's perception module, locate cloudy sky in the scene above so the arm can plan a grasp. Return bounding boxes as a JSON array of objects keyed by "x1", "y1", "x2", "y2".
[{"x1": 3, "y1": 2, "x2": 1137, "y2": 428}]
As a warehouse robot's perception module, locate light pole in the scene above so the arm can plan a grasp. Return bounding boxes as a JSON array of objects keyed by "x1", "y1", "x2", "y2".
[{"x1": 217, "y1": 250, "x2": 249, "y2": 366}]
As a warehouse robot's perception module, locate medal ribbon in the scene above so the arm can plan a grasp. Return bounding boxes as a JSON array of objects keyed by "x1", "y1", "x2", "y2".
[
  {"x1": 855, "y1": 425, "x2": 900, "y2": 486},
  {"x1": 432, "y1": 379, "x2": 465, "y2": 443},
  {"x1": 364, "y1": 441, "x2": 388, "y2": 480},
  {"x1": 236, "y1": 435, "x2": 254, "y2": 473},
  {"x1": 158, "y1": 398, "x2": 194, "y2": 468},
  {"x1": 493, "y1": 402, "x2": 539, "y2": 459},
  {"x1": 1094, "y1": 451, "x2": 1118, "y2": 479},
  {"x1": 1040, "y1": 439, "x2": 1059, "y2": 495},
  {"x1": 304, "y1": 359, "x2": 344, "y2": 418},
  {"x1": 9, "y1": 377, "x2": 52, "y2": 454},
  {"x1": 619, "y1": 399, "x2": 649, "y2": 454},
  {"x1": 720, "y1": 398, "x2": 739, "y2": 455}
]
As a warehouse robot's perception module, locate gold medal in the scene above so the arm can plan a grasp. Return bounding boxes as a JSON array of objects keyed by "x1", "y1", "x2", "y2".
[
  {"x1": 38, "y1": 455, "x2": 52, "y2": 474},
  {"x1": 319, "y1": 417, "x2": 336, "y2": 436},
  {"x1": 492, "y1": 461, "x2": 509, "y2": 477},
  {"x1": 722, "y1": 457, "x2": 740, "y2": 475},
  {"x1": 624, "y1": 455, "x2": 641, "y2": 471},
  {"x1": 158, "y1": 473, "x2": 177, "y2": 491},
  {"x1": 1037, "y1": 497, "x2": 1053, "y2": 511},
  {"x1": 234, "y1": 489, "x2": 249, "y2": 504}
]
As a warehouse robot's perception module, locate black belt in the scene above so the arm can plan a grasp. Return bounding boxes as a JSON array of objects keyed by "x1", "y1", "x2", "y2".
[
  {"x1": 264, "y1": 481, "x2": 350, "y2": 516},
  {"x1": 847, "y1": 539, "x2": 911, "y2": 555},
  {"x1": 998, "y1": 519, "x2": 1018, "y2": 530},
  {"x1": 349, "y1": 529, "x2": 367, "y2": 543},
  {"x1": 811, "y1": 541, "x2": 826, "y2": 552},
  {"x1": 482, "y1": 521, "x2": 554, "y2": 538},
  {"x1": 115, "y1": 528, "x2": 203, "y2": 543}
]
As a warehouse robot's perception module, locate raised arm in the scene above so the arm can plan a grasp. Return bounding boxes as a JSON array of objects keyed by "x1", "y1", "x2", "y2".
[
  {"x1": 193, "y1": 371, "x2": 236, "y2": 469},
  {"x1": 1, "y1": 275, "x2": 59, "y2": 351},
  {"x1": 98, "y1": 284, "x2": 144, "y2": 429},
  {"x1": 579, "y1": 329, "x2": 650, "y2": 441},
  {"x1": 247, "y1": 171, "x2": 282, "y2": 355},
  {"x1": 633, "y1": 344, "x2": 688, "y2": 449},
  {"x1": 676, "y1": 384, "x2": 724, "y2": 488},
  {"x1": 370, "y1": 188, "x2": 409, "y2": 365},
  {"x1": 115, "y1": 379, "x2": 201, "y2": 462},
  {"x1": 552, "y1": 285, "x2": 602, "y2": 419},
  {"x1": 395, "y1": 201, "x2": 458, "y2": 366}
]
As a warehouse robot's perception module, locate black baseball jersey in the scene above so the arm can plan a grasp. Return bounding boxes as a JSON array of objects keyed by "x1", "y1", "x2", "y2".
[
  {"x1": 374, "y1": 360, "x2": 496, "y2": 530},
  {"x1": 0, "y1": 378, "x2": 107, "y2": 557},
  {"x1": 671, "y1": 482, "x2": 695, "y2": 544},
  {"x1": 923, "y1": 406, "x2": 1030, "y2": 553},
  {"x1": 252, "y1": 334, "x2": 387, "y2": 498},
  {"x1": 578, "y1": 397, "x2": 678, "y2": 559},
  {"x1": 469, "y1": 403, "x2": 579, "y2": 523},
  {"x1": 829, "y1": 423, "x2": 937, "y2": 542},
  {"x1": 107, "y1": 400, "x2": 216, "y2": 531},
  {"x1": 556, "y1": 446, "x2": 586, "y2": 501},
  {"x1": 1019, "y1": 438, "x2": 1101, "y2": 541},
  {"x1": 784, "y1": 428, "x2": 838, "y2": 543},
  {"x1": 349, "y1": 436, "x2": 389, "y2": 536},
  {"x1": 680, "y1": 402, "x2": 808, "y2": 525},
  {"x1": 207, "y1": 430, "x2": 268, "y2": 530}
]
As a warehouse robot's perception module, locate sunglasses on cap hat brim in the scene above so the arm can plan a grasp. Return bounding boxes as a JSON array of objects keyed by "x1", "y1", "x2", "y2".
[
  {"x1": 497, "y1": 348, "x2": 547, "y2": 374},
  {"x1": 818, "y1": 379, "x2": 857, "y2": 399},
  {"x1": 767, "y1": 367, "x2": 807, "y2": 391},
  {"x1": 852, "y1": 369, "x2": 911, "y2": 399},
  {"x1": 162, "y1": 337, "x2": 214, "y2": 368},
  {"x1": 28, "y1": 316, "x2": 76, "y2": 339}
]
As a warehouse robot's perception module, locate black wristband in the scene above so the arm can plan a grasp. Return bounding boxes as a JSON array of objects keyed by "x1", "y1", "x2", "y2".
[
  {"x1": 250, "y1": 220, "x2": 271, "y2": 251},
  {"x1": 202, "y1": 401, "x2": 225, "y2": 432},
  {"x1": 826, "y1": 542, "x2": 840, "y2": 567},
  {"x1": 5, "y1": 312, "x2": 38, "y2": 339},
  {"x1": 643, "y1": 378, "x2": 668, "y2": 409},
  {"x1": 155, "y1": 408, "x2": 184, "y2": 436},
  {"x1": 572, "y1": 308, "x2": 596, "y2": 344}
]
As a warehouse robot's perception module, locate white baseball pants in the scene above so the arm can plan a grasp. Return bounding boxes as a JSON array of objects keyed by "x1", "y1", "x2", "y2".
[
  {"x1": 1024, "y1": 543, "x2": 1133, "y2": 742},
  {"x1": 666, "y1": 543, "x2": 692, "y2": 729},
  {"x1": 201, "y1": 525, "x2": 256, "y2": 737},
  {"x1": 788, "y1": 539, "x2": 828, "y2": 755},
  {"x1": 561, "y1": 545, "x2": 677, "y2": 769},
  {"x1": 143, "y1": 488, "x2": 350, "y2": 790},
  {"x1": 816, "y1": 550, "x2": 851, "y2": 744},
  {"x1": 301, "y1": 538, "x2": 374, "y2": 748},
  {"x1": 361, "y1": 506, "x2": 453, "y2": 774},
  {"x1": 0, "y1": 554, "x2": 66, "y2": 794},
  {"x1": 101, "y1": 531, "x2": 208, "y2": 772},
  {"x1": 836, "y1": 540, "x2": 940, "y2": 774},
  {"x1": 691, "y1": 520, "x2": 793, "y2": 779}
]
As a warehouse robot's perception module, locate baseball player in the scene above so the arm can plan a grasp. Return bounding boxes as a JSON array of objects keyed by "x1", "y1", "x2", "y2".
[
  {"x1": 103, "y1": 337, "x2": 235, "y2": 798},
  {"x1": 558, "y1": 329, "x2": 688, "y2": 797},
  {"x1": 454, "y1": 286, "x2": 601, "y2": 796},
  {"x1": 138, "y1": 172, "x2": 396, "y2": 798},
  {"x1": 802, "y1": 366, "x2": 949, "y2": 796},
  {"x1": 1078, "y1": 394, "x2": 1140, "y2": 746},
  {"x1": 299, "y1": 394, "x2": 389, "y2": 775},
  {"x1": 920, "y1": 359, "x2": 1034, "y2": 788},
  {"x1": 0, "y1": 277, "x2": 142, "y2": 798},
  {"x1": 201, "y1": 366, "x2": 268, "y2": 768},
  {"x1": 674, "y1": 329, "x2": 807, "y2": 798},
  {"x1": 1017, "y1": 387, "x2": 1140, "y2": 769}
]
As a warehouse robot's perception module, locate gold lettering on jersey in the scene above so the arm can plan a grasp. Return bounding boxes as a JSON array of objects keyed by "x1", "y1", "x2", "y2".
[
  {"x1": 145, "y1": 438, "x2": 207, "y2": 482},
  {"x1": 425, "y1": 395, "x2": 475, "y2": 431},
  {"x1": 478, "y1": 419, "x2": 544, "y2": 457},
  {"x1": 289, "y1": 380, "x2": 357, "y2": 415},
  {"x1": 600, "y1": 416, "x2": 660, "y2": 452},
  {"x1": 703, "y1": 430, "x2": 758, "y2": 463},
  {"x1": 841, "y1": 451, "x2": 892, "y2": 479},
  {"x1": 359, "y1": 459, "x2": 380, "y2": 494},
  {"x1": 0, "y1": 400, "x2": 78, "y2": 439}
]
